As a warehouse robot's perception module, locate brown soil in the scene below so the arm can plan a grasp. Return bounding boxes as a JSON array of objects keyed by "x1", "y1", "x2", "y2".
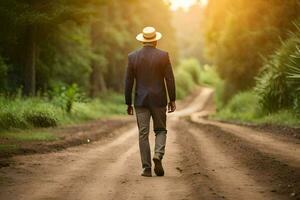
[
  {"x1": 0, "y1": 117, "x2": 135, "y2": 160},
  {"x1": 0, "y1": 87, "x2": 299, "y2": 200}
]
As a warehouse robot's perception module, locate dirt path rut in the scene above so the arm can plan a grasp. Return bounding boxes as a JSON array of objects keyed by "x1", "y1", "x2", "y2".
[{"x1": 0, "y1": 88, "x2": 299, "y2": 200}]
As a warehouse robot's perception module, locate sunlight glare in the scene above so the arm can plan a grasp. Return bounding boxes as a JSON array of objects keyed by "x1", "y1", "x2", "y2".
[{"x1": 170, "y1": 0, "x2": 208, "y2": 10}]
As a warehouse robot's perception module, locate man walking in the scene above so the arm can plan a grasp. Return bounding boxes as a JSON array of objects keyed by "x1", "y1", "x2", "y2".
[{"x1": 125, "y1": 27, "x2": 176, "y2": 177}]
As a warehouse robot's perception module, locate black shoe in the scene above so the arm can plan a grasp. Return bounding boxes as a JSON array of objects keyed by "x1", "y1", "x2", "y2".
[
  {"x1": 153, "y1": 155, "x2": 164, "y2": 176},
  {"x1": 141, "y1": 168, "x2": 152, "y2": 177}
]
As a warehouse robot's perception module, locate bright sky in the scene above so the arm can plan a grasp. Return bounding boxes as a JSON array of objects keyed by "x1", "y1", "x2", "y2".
[{"x1": 170, "y1": 0, "x2": 208, "y2": 10}]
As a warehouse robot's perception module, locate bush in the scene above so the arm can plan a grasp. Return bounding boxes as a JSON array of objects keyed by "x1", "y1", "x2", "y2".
[
  {"x1": 286, "y1": 36, "x2": 300, "y2": 113},
  {"x1": 214, "y1": 91, "x2": 300, "y2": 127},
  {"x1": 175, "y1": 70, "x2": 195, "y2": 99},
  {"x1": 255, "y1": 20, "x2": 300, "y2": 113},
  {"x1": 199, "y1": 65, "x2": 220, "y2": 86},
  {"x1": 23, "y1": 106, "x2": 58, "y2": 128},
  {"x1": 0, "y1": 112, "x2": 26, "y2": 130},
  {"x1": 0, "y1": 97, "x2": 27, "y2": 129},
  {"x1": 174, "y1": 58, "x2": 202, "y2": 99},
  {"x1": 67, "y1": 91, "x2": 126, "y2": 122},
  {"x1": 178, "y1": 59, "x2": 202, "y2": 84},
  {"x1": 0, "y1": 91, "x2": 126, "y2": 130},
  {"x1": 0, "y1": 97, "x2": 60, "y2": 129},
  {"x1": 214, "y1": 91, "x2": 261, "y2": 122},
  {"x1": 50, "y1": 84, "x2": 86, "y2": 113}
]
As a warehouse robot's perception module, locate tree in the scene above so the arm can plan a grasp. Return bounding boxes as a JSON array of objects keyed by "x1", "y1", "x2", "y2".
[{"x1": 204, "y1": 0, "x2": 300, "y2": 99}]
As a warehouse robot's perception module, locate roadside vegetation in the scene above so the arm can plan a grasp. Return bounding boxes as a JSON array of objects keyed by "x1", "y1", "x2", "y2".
[
  {"x1": 175, "y1": 58, "x2": 202, "y2": 99},
  {"x1": 0, "y1": 86, "x2": 125, "y2": 131},
  {"x1": 0, "y1": 0, "x2": 176, "y2": 154},
  {"x1": 0, "y1": 89, "x2": 125, "y2": 156},
  {"x1": 203, "y1": 0, "x2": 300, "y2": 128}
]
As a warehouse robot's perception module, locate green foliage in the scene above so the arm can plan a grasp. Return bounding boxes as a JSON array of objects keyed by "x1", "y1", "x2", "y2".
[
  {"x1": 0, "y1": 97, "x2": 61, "y2": 129},
  {"x1": 68, "y1": 92, "x2": 126, "y2": 122},
  {"x1": 199, "y1": 65, "x2": 220, "y2": 86},
  {"x1": 214, "y1": 91, "x2": 300, "y2": 127},
  {"x1": 179, "y1": 58, "x2": 202, "y2": 84},
  {"x1": 40, "y1": 23, "x2": 94, "y2": 90},
  {"x1": 286, "y1": 42, "x2": 300, "y2": 112},
  {"x1": 255, "y1": 46, "x2": 294, "y2": 112},
  {"x1": 214, "y1": 91, "x2": 261, "y2": 122},
  {"x1": 0, "y1": 92, "x2": 125, "y2": 131},
  {"x1": 0, "y1": 131, "x2": 57, "y2": 141},
  {"x1": 23, "y1": 106, "x2": 58, "y2": 128},
  {"x1": 255, "y1": 21, "x2": 300, "y2": 113},
  {"x1": 50, "y1": 84, "x2": 86, "y2": 113},
  {"x1": 175, "y1": 70, "x2": 195, "y2": 99},
  {"x1": 214, "y1": 20, "x2": 300, "y2": 127},
  {"x1": 205, "y1": 0, "x2": 300, "y2": 97},
  {"x1": 0, "y1": 0, "x2": 177, "y2": 95},
  {"x1": 175, "y1": 59, "x2": 202, "y2": 99}
]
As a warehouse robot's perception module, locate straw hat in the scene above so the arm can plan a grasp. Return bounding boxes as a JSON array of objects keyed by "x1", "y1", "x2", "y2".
[{"x1": 136, "y1": 27, "x2": 162, "y2": 42}]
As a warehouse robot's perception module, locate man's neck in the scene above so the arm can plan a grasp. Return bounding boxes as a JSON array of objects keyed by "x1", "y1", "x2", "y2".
[{"x1": 143, "y1": 43, "x2": 156, "y2": 48}]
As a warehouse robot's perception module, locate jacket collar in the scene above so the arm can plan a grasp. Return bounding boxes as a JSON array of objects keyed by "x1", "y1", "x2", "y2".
[{"x1": 143, "y1": 43, "x2": 156, "y2": 48}]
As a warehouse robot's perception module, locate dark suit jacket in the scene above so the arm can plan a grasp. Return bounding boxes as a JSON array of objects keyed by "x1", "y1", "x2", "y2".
[{"x1": 125, "y1": 46, "x2": 176, "y2": 107}]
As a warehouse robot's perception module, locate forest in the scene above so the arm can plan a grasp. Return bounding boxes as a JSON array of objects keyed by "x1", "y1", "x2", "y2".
[
  {"x1": 1, "y1": 1, "x2": 300, "y2": 199},
  {"x1": 204, "y1": 0, "x2": 300, "y2": 126},
  {"x1": 1, "y1": 0, "x2": 300, "y2": 130},
  {"x1": 0, "y1": 0, "x2": 181, "y2": 130}
]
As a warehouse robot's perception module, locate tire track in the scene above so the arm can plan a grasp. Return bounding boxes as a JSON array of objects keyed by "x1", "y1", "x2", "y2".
[
  {"x1": 191, "y1": 113, "x2": 300, "y2": 168},
  {"x1": 174, "y1": 121, "x2": 281, "y2": 200},
  {"x1": 187, "y1": 120, "x2": 300, "y2": 199},
  {"x1": 1, "y1": 127, "x2": 137, "y2": 200}
]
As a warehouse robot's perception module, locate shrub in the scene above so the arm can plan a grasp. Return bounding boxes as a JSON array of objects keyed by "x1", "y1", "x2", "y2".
[
  {"x1": 0, "y1": 97, "x2": 61, "y2": 129},
  {"x1": 0, "y1": 97, "x2": 27, "y2": 129},
  {"x1": 215, "y1": 91, "x2": 260, "y2": 122},
  {"x1": 50, "y1": 84, "x2": 86, "y2": 113},
  {"x1": 174, "y1": 58, "x2": 203, "y2": 99},
  {"x1": 255, "y1": 20, "x2": 300, "y2": 113},
  {"x1": 175, "y1": 69, "x2": 195, "y2": 99},
  {"x1": 199, "y1": 65, "x2": 220, "y2": 86},
  {"x1": 23, "y1": 106, "x2": 58, "y2": 128},
  {"x1": 178, "y1": 58, "x2": 202, "y2": 84},
  {"x1": 286, "y1": 40, "x2": 300, "y2": 113},
  {"x1": 214, "y1": 90, "x2": 300, "y2": 127},
  {"x1": 0, "y1": 111, "x2": 26, "y2": 129}
]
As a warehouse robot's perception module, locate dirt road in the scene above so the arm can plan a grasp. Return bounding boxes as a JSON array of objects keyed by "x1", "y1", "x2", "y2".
[{"x1": 0, "y1": 88, "x2": 299, "y2": 200}]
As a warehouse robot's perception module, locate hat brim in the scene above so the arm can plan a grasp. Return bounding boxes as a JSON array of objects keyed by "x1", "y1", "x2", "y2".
[{"x1": 136, "y1": 32, "x2": 162, "y2": 42}]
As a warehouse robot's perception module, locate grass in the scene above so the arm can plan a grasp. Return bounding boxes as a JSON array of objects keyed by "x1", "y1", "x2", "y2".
[
  {"x1": 199, "y1": 65, "x2": 221, "y2": 87},
  {"x1": 213, "y1": 91, "x2": 300, "y2": 128},
  {"x1": 0, "y1": 92, "x2": 125, "y2": 155},
  {"x1": 0, "y1": 130, "x2": 57, "y2": 141},
  {"x1": 0, "y1": 97, "x2": 61, "y2": 129},
  {"x1": 0, "y1": 144, "x2": 20, "y2": 154},
  {"x1": 175, "y1": 58, "x2": 202, "y2": 99},
  {"x1": 0, "y1": 92, "x2": 125, "y2": 130}
]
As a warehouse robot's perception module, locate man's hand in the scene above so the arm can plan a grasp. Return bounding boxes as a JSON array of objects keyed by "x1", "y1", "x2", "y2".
[
  {"x1": 127, "y1": 105, "x2": 134, "y2": 115},
  {"x1": 168, "y1": 101, "x2": 176, "y2": 113}
]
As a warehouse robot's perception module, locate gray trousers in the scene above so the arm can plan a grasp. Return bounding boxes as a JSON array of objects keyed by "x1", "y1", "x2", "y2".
[{"x1": 135, "y1": 106, "x2": 167, "y2": 169}]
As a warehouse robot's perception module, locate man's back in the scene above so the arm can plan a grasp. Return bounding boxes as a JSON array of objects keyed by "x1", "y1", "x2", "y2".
[
  {"x1": 125, "y1": 26, "x2": 176, "y2": 177},
  {"x1": 125, "y1": 46, "x2": 175, "y2": 107}
]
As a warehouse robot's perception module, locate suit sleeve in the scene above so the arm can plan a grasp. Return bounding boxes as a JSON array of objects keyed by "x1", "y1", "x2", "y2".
[
  {"x1": 164, "y1": 53, "x2": 176, "y2": 102},
  {"x1": 125, "y1": 55, "x2": 134, "y2": 105}
]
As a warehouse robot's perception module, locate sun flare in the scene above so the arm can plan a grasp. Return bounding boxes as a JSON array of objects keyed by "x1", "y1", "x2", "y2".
[{"x1": 170, "y1": 0, "x2": 208, "y2": 10}]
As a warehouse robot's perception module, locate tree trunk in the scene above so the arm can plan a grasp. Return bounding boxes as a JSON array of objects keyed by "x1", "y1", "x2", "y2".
[
  {"x1": 89, "y1": 61, "x2": 107, "y2": 97},
  {"x1": 23, "y1": 25, "x2": 37, "y2": 96},
  {"x1": 89, "y1": 21, "x2": 108, "y2": 97}
]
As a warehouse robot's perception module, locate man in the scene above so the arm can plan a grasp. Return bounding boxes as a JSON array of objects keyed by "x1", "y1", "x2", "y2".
[{"x1": 125, "y1": 26, "x2": 176, "y2": 177}]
